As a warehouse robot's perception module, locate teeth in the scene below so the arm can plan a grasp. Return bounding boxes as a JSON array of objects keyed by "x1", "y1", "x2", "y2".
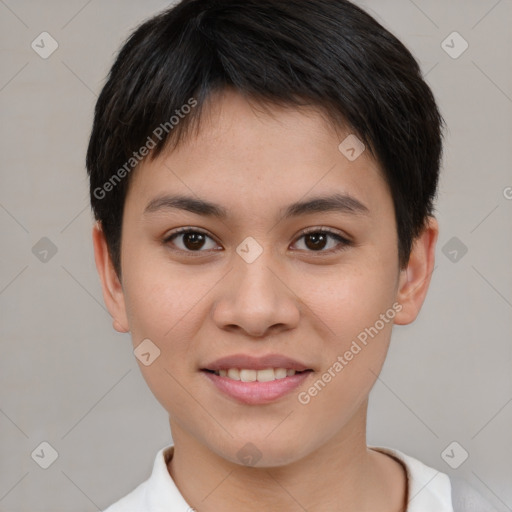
[
  {"x1": 227, "y1": 368, "x2": 240, "y2": 380},
  {"x1": 240, "y1": 369, "x2": 257, "y2": 382},
  {"x1": 256, "y1": 368, "x2": 276, "y2": 382},
  {"x1": 275, "y1": 368, "x2": 288, "y2": 379},
  {"x1": 213, "y1": 367, "x2": 300, "y2": 381}
]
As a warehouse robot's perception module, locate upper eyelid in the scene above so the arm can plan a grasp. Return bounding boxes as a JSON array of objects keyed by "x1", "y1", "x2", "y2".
[{"x1": 300, "y1": 226, "x2": 349, "y2": 238}]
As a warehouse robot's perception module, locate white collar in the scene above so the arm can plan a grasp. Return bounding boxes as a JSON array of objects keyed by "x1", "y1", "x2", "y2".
[{"x1": 369, "y1": 445, "x2": 453, "y2": 512}]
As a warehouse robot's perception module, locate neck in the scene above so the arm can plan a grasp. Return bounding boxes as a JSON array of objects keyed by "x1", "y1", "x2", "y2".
[{"x1": 167, "y1": 401, "x2": 407, "y2": 512}]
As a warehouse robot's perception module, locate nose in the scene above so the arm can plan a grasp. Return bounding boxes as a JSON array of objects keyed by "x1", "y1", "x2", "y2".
[{"x1": 211, "y1": 251, "x2": 301, "y2": 339}]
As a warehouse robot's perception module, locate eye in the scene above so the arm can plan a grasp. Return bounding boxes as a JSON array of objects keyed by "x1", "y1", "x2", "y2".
[
  {"x1": 292, "y1": 227, "x2": 352, "y2": 254},
  {"x1": 163, "y1": 227, "x2": 351, "y2": 255},
  {"x1": 163, "y1": 228, "x2": 219, "y2": 253}
]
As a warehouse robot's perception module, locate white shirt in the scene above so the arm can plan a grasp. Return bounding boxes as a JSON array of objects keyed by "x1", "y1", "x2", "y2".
[{"x1": 102, "y1": 444, "x2": 496, "y2": 512}]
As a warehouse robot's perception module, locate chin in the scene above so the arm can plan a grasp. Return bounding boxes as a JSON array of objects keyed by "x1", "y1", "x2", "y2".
[{"x1": 214, "y1": 435, "x2": 311, "y2": 469}]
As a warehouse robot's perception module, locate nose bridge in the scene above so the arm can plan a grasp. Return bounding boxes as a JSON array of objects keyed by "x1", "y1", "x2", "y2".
[
  {"x1": 212, "y1": 236, "x2": 300, "y2": 336},
  {"x1": 233, "y1": 236, "x2": 280, "y2": 310}
]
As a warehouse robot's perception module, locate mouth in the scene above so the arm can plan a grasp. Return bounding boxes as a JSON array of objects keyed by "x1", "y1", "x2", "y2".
[{"x1": 200, "y1": 353, "x2": 314, "y2": 404}]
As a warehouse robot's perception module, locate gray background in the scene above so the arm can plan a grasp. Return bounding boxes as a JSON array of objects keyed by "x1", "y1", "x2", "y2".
[{"x1": 1, "y1": 0, "x2": 511, "y2": 510}]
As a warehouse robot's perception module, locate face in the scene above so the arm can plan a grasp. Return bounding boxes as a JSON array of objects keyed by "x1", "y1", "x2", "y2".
[{"x1": 94, "y1": 88, "x2": 437, "y2": 467}]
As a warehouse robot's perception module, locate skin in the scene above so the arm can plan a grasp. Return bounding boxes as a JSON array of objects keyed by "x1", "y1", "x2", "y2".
[{"x1": 93, "y1": 88, "x2": 438, "y2": 512}]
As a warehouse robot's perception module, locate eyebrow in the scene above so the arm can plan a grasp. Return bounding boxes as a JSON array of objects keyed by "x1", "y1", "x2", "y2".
[{"x1": 143, "y1": 192, "x2": 370, "y2": 219}]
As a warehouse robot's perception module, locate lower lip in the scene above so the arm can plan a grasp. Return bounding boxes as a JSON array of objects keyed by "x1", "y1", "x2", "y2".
[{"x1": 202, "y1": 370, "x2": 312, "y2": 405}]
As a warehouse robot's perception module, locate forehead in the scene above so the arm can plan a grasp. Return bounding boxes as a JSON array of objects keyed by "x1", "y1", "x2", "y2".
[{"x1": 125, "y1": 89, "x2": 392, "y2": 221}]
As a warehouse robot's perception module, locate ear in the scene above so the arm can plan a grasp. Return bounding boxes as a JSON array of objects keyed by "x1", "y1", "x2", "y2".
[
  {"x1": 394, "y1": 216, "x2": 439, "y2": 325},
  {"x1": 92, "y1": 222, "x2": 130, "y2": 333}
]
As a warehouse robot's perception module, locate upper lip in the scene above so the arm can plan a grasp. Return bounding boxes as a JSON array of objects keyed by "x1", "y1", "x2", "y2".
[{"x1": 202, "y1": 353, "x2": 312, "y2": 372}]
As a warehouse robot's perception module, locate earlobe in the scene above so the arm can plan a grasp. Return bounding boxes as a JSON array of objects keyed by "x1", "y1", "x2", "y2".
[
  {"x1": 113, "y1": 318, "x2": 129, "y2": 333},
  {"x1": 92, "y1": 222, "x2": 130, "y2": 333},
  {"x1": 394, "y1": 216, "x2": 439, "y2": 325}
]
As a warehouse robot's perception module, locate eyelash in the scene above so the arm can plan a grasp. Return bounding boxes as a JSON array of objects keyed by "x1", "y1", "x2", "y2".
[{"x1": 162, "y1": 227, "x2": 352, "y2": 256}]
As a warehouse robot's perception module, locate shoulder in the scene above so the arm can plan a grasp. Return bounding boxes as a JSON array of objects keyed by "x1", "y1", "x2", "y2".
[
  {"x1": 450, "y1": 476, "x2": 499, "y2": 512},
  {"x1": 101, "y1": 444, "x2": 179, "y2": 511},
  {"x1": 369, "y1": 445, "x2": 498, "y2": 512}
]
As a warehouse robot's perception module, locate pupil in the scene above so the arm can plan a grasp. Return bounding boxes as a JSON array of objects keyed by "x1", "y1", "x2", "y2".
[
  {"x1": 305, "y1": 233, "x2": 326, "y2": 251},
  {"x1": 184, "y1": 232, "x2": 205, "y2": 250}
]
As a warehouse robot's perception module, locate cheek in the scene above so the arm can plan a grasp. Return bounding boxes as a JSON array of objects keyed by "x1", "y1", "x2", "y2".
[
  {"x1": 299, "y1": 255, "x2": 398, "y2": 396},
  {"x1": 121, "y1": 258, "x2": 216, "y2": 388},
  {"x1": 122, "y1": 267, "x2": 204, "y2": 413},
  {"x1": 122, "y1": 253, "x2": 204, "y2": 340},
  {"x1": 308, "y1": 258, "x2": 398, "y2": 341}
]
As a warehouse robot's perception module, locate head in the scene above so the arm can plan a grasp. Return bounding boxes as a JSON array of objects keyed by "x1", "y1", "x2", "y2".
[{"x1": 87, "y1": 0, "x2": 444, "y2": 466}]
